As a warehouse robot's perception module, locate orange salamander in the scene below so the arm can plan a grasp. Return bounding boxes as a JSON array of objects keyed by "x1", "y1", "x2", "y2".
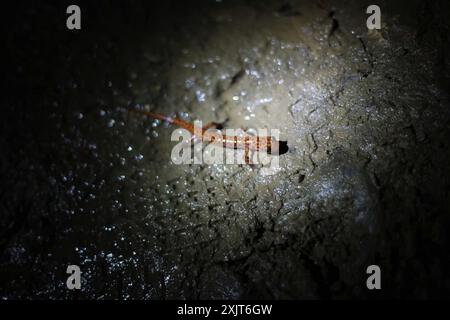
[{"x1": 129, "y1": 108, "x2": 288, "y2": 164}]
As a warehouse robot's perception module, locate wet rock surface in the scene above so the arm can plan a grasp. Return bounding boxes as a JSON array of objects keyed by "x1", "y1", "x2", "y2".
[{"x1": 1, "y1": 0, "x2": 450, "y2": 298}]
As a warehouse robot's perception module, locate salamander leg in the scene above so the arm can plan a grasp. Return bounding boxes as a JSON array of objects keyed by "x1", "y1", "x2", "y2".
[
  {"x1": 243, "y1": 128, "x2": 257, "y2": 136},
  {"x1": 203, "y1": 122, "x2": 220, "y2": 131},
  {"x1": 244, "y1": 147, "x2": 253, "y2": 165},
  {"x1": 202, "y1": 118, "x2": 228, "y2": 131}
]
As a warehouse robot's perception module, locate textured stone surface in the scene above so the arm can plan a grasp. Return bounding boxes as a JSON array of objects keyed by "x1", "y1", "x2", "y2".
[{"x1": 1, "y1": 0, "x2": 450, "y2": 299}]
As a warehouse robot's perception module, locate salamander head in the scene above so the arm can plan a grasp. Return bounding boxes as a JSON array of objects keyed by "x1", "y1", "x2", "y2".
[{"x1": 268, "y1": 138, "x2": 289, "y2": 155}]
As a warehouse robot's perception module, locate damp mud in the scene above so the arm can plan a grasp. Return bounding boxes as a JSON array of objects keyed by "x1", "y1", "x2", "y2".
[{"x1": 1, "y1": 0, "x2": 450, "y2": 299}]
